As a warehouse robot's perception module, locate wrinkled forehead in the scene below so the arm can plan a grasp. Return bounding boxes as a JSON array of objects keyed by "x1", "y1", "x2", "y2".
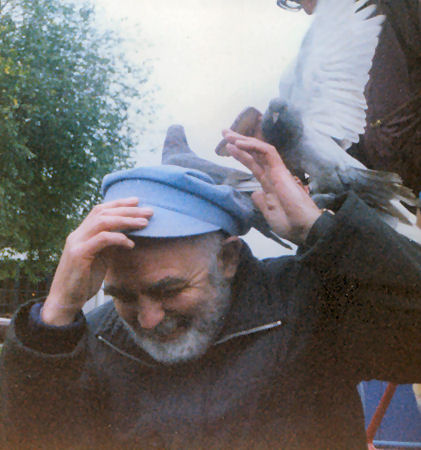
[{"x1": 105, "y1": 235, "x2": 217, "y2": 280}]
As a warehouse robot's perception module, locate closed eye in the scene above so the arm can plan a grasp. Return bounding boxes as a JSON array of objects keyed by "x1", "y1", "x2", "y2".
[
  {"x1": 147, "y1": 286, "x2": 185, "y2": 300},
  {"x1": 112, "y1": 295, "x2": 137, "y2": 305},
  {"x1": 103, "y1": 285, "x2": 137, "y2": 304},
  {"x1": 143, "y1": 277, "x2": 188, "y2": 301}
]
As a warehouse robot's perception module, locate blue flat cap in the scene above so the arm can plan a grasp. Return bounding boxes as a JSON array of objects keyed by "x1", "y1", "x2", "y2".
[{"x1": 101, "y1": 165, "x2": 253, "y2": 237}]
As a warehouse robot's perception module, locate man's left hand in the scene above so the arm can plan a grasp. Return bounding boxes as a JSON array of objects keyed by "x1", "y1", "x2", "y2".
[{"x1": 223, "y1": 130, "x2": 322, "y2": 245}]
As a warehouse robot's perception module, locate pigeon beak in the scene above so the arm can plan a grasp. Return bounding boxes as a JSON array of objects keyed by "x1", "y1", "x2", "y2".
[{"x1": 272, "y1": 112, "x2": 280, "y2": 123}]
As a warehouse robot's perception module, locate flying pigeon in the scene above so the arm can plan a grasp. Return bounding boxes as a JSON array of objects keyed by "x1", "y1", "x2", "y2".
[
  {"x1": 162, "y1": 124, "x2": 292, "y2": 248},
  {"x1": 216, "y1": 0, "x2": 421, "y2": 244}
]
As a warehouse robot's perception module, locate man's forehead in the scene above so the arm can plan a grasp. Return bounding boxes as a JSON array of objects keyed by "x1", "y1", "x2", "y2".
[
  {"x1": 105, "y1": 236, "x2": 214, "y2": 281},
  {"x1": 109, "y1": 236, "x2": 207, "y2": 261},
  {"x1": 104, "y1": 275, "x2": 188, "y2": 297}
]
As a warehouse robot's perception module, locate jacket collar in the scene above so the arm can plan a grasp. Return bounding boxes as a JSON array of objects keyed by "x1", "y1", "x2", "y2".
[{"x1": 214, "y1": 242, "x2": 286, "y2": 339}]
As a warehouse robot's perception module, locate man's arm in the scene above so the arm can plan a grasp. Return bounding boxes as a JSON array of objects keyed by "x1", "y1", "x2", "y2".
[
  {"x1": 301, "y1": 191, "x2": 421, "y2": 382},
  {"x1": 223, "y1": 130, "x2": 421, "y2": 382},
  {"x1": 0, "y1": 197, "x2": 152, "y2": 448},
  {"x1": 42, "y1": 197, "x2": 152, "y2": 325}
]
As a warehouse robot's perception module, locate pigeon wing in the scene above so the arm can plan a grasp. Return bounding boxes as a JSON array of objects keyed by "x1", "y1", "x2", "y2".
[{"x1": 287, "y1": 0, "x2": 384, "y2": 154}]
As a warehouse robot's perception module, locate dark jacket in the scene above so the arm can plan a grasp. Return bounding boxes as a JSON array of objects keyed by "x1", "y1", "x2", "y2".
[
  {"x1": 349, "y1": 0, "x2": 421, "y2": 194},
  {"x1": 1, "y1": 193, "x2": 421, "y2": 449}
]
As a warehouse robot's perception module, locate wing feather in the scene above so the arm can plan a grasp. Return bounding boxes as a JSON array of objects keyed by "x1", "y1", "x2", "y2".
[{"x1": 286, "y1": 0, "x2": 384, "y2": 154}]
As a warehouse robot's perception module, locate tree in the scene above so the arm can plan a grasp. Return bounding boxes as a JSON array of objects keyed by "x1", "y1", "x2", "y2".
[{"x1": 0, "y1": 0, "x2": 154, "y2": 282}]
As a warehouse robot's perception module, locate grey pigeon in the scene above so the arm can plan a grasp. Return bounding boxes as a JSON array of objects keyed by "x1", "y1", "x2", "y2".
[
  {"x1": 162, "y1": 124, "x2": 257, "y2": 188},
  {"x1": 259, "y1": 0, "x2": 420, "y2": 226},
  {"x1": 217, "y1": 0, "x2": 421, "y2": 244},
  {"x1": 162, "y1": 124, "x2": 292, "y2": 248}
]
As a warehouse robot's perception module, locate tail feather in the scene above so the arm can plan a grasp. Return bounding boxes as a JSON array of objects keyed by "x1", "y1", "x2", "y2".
[
  {"x1": 395, "y1": 222, "x2": 421, "y2": 245},
  {"x1": 338, "y1": 167, "x2": 419, "y2": 224}
]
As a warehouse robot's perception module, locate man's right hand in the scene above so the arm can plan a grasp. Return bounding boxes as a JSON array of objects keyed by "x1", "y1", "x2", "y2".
[{"x1": 41, "y1": 197, "x2": 152, "y2": 326}]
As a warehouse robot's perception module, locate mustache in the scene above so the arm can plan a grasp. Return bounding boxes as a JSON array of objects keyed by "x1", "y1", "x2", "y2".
[{"x1": 142, "y1": 313, "x2": 192, "y2": 338}]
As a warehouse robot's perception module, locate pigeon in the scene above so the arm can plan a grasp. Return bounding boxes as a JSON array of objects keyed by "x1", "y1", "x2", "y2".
[
  {"x1": 163, "y1": 124, "x2": 258, "y2": 190},
  {"x1": 162, "y1": 124, "x2": 292, "y2": 249},
  {"x1": 216, "y1": 0, "x2": 421, "y2": 244}
]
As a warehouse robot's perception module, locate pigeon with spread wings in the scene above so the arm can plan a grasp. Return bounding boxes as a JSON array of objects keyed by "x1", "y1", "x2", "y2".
[{"x1": 216, "y1": 0, "x2": 421, "y2": 244}]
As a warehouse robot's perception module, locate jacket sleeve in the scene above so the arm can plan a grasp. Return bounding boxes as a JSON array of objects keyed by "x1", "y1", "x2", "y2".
[
  {"x1": 298, "y1": 192, "x2": 421, "y2": 383},
  {"x1": 0, "y1": 301, "x2": 106, "y2": 449}
]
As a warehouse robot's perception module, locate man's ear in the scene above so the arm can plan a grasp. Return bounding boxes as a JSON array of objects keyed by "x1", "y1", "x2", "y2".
[{"x1": 218, "y1": 236, "x2": 242, "y2": 280}]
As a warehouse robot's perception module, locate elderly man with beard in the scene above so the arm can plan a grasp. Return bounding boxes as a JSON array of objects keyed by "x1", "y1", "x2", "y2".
[{"x1": 1, "y1": 127, "x2": 421, "y2": 450}]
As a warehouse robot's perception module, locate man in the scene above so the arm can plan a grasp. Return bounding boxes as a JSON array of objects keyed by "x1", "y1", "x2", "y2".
[
  {"x1": 1, "y1": 129, "x2": 421, "y2": 449},
  {"x1": 279, "y1": 0, "x2": 421, "y2": 195}
]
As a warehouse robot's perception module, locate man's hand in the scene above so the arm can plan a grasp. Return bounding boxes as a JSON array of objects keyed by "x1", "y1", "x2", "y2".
[
  {"x1": 42, "y1": 198, "x2": 152, "y2": 326},
  {"x1": 223, "y1": 130, "x2": 322, "y2": 245}
]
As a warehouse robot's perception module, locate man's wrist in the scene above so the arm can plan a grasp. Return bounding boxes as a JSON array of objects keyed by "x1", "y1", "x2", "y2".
[
  {"x1": 26, "y1": 302, "x2": 86, "y2": 354},
  {"x1": 300, "y1": 208, "x2": 336, "y2": 250},
  {"x1": 285, "y1": 208, "x2": 323, "y2": 246},
  {"x1": 41, "y1": 297, "x2": 81, "y2": 326},
  {"x1": 298, "y1": 209, "x2": 324, "y2": 244}
]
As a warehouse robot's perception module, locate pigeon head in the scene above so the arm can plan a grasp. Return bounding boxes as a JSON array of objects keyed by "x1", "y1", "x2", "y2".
[{"x1": 261, "y1": 98, "x2": 303, "y2": 153}]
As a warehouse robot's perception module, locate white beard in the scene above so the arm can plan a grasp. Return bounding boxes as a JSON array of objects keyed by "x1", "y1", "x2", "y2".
[{"x1": 119, "y1": 281, "x2": 231, "y2": 365}]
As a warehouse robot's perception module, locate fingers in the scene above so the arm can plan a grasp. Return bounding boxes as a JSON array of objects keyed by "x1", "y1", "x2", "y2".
[
  {"x1": 80, "y1": 199, "x2": 153, "y2": 241},
  {"x1": 222, "y1": 129, "x2": 322, "y2": 244},
  {"x1": 103, "y1": 206, "x2": 153, "y2": 218},
  {"x1": 226, "y1": 142, "x2": 286, "y2": 195},
  {"x1": 222, "y1": 129, "x2": 269, "y2": 152},
  {"x1": 84, "y1": 231, "x2": 136, "y2": 255},
  {"x1": 88, "y1": 216, "x2": 149, "y2": 238},
  {"x1": 62, "y1": 198, "x2": 153, "y2": 266},
  {"x1": 100, "y1": 197, "x2": 139, "y2": 209},
  {"x1": 222, "y1": 129, "x2": 289, "y2": 173},
  {"x1": 222, "y1": 129, "x2": 249, "y2": 141},
  {"x1": 44, "y1": 198, "x2": 151, "y2": 325},
  {"x1": 226, "y1": 143, "x2": 265, "y2": 180}
]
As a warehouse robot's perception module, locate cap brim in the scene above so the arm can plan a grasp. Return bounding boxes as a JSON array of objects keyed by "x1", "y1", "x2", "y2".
[{"x1": 124, "y1": 204, "x2": 221, "y2": 238}]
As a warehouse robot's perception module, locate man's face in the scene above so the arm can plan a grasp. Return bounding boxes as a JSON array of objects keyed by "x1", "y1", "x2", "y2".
[{"x1": 104, "y1": 234, "x2": 240, "y2": 364}]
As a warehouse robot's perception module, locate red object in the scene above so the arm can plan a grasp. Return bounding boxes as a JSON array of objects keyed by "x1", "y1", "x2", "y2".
[{"x1": 366, "y1": 382, "x2": 398, "y2": 447}]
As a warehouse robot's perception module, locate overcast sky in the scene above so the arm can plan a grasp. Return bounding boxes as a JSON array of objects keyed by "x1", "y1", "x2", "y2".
[{"x1": 91, "y1": 0, "x2": 312, "y2": 256}]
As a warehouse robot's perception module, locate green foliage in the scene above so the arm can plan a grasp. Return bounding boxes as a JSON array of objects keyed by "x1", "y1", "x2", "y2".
[{"x1": 0, "y1": 0, "x2": 153, "y2": 281}]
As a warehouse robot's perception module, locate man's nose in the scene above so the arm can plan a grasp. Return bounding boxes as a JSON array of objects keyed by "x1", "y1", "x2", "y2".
[{"x1": 137, "y1": 298, "x2": 165, "y2": 329}]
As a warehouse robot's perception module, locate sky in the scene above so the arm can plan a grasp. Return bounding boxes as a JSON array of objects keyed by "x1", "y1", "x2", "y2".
[{"x1": 91, "y1": 0, "x2": 312, "y2": 257}]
